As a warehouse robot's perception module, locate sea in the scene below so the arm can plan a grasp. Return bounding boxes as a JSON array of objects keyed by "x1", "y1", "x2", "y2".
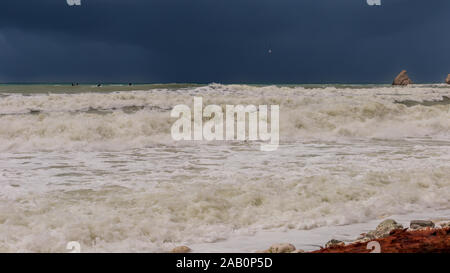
[{"x1": 0, "y1": 83, "x2": 449, "y2": 252}]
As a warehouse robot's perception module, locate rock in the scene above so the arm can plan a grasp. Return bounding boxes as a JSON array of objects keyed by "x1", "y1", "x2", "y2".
[
  {"x1": 314, "y1": 228, "x2": 450, "y2": 253},
  {"x1": 171, "y1": 246, "x2": 192, "y2": 253},
  {"x1": 374, "y1": 219, "x2": 403, "y2": 237},
  {"x1": 291, "y1": 249, "x2": 305, "y2": 253},
  {"x1": 431, "y1": 220, "x2": 450, "y2": 228},
  {"x1": 446, "y1": 74, "x2": 450, "y2": 84},
  {"x1": 360, "y1": 219, "x2": 403, "y2": 240},
  {"x1": 267, "y1": 243, "x2": 296, "y2": 253},
  {"x1": 255, "y1": 249, "x2": 271, "y2": 253},
  {"x1": 325, "y1": 239, "x2": 345, "y2": 248},
  {"x1": 354, "y1": 236, "x2": 371, "y2": 244},
  {"x1": 393, "y1": 70, "x2": 413, "y2": 86},
  {"x1": 410, "y1": 220, "x2": 435, "y2": 230}
]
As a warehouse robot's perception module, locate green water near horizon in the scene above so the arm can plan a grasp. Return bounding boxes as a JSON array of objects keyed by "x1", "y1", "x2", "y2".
[
  {"x1": 0, "y1": 82, "x2": 449, "y2": 94},
  {"x1": 0, "y1": 83, "x2": 202, "y2": 94}
]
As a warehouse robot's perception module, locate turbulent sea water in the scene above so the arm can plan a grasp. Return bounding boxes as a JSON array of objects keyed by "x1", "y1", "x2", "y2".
[{"x1": 0, "y1": 83, "x2": 449, "y2": 252}]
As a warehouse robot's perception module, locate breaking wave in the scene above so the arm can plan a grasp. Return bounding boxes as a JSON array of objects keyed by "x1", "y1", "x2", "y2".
[
  {"x1": 1, "y1": 84, "x2": 450, "y2": 252},
  {"x1": 0, "y1": 84, "x2": 449, "y2": 151}
]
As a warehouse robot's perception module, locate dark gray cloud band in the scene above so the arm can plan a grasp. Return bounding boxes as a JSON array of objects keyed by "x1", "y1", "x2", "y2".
[{"x1": 1, "y1": 0, "x2": 449, "y2": 83}]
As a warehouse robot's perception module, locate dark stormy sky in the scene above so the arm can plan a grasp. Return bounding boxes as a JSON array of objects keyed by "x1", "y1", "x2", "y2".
[{"x1": 0, "y1": 0, "x2": 449, "y2": 84}]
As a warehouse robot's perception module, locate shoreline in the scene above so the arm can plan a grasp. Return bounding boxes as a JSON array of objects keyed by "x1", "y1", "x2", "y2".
[
  {"x1": 314, "y1": 226, "x2": 450, "y2": 253},
  {"x1": 181, "y1": 209, "x2": 450, "y2": 253}
]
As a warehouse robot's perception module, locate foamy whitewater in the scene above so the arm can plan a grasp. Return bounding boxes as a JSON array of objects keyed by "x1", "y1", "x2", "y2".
[{"x1": 0, "y1": 83, "x2": 449, "y2": 252}]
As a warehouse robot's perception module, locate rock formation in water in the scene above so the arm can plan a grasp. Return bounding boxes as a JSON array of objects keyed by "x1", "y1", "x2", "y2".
[
  {"x1": 446, "y1": 74, "x2": 450, "y2": 84},
  {"x1": 393, "y1": 70, "x2": 413, "y2": 85}
]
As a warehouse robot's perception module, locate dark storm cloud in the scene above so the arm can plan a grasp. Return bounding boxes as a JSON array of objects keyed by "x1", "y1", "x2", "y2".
[{"x1": 0, "y1": 0, "x2": 450, "y2": 83}]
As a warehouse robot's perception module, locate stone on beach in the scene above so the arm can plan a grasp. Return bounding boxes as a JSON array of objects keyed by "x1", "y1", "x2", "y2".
[
  {"x1": 410, "y1": 220, "x2": 435, "y2": 230},
  {"x1": 325, "y1": 239, "x2": 345, "y2": 248},
  {"x1": 171, "y1": 246, "x2": 192, "y2": 253},
  {"x1": 393, "y1": 70, "x2": 413, "y2": 86},
  {"x1": 266, "y1": 243, "x2": 296, "y2": 253},
  {"x1": 291, "y1": 249, "x2": 305, "y2": 253},
  {"x1": 357, "y1": 219, "x2": 403, "y2": 241}
]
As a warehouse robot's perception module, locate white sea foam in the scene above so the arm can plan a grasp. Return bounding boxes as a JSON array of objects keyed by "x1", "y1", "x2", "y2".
[
  {"x1": 0, "y1": 84, "x2": 449, "y2": 152},
  {"x1": 0, "y1": 84, "x2": 449, "y2": 252}
]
